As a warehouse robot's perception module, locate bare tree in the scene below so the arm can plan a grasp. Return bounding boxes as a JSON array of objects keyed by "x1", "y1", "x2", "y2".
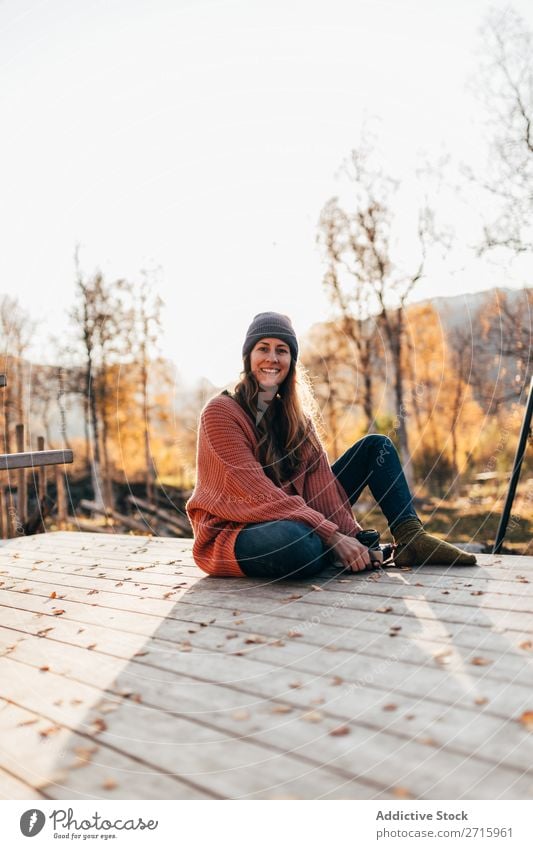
[
  {"x1": 0, "y1": 296, "x2": 36, "y2": 453},
  {"x1": 318, "y1": 147, "x2": 433, "y2": 486},
  {"x1": 475, "y1": 8, "x2": 533, "y2": 255},
  {"x1": 131, "y1": 269, "x2": 164, "y2": 503}
]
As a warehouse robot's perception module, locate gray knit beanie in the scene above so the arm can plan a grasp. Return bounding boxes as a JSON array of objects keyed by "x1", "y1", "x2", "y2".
[{"x1": 242, "y1": 312, "x2": 298, "y2": 361}]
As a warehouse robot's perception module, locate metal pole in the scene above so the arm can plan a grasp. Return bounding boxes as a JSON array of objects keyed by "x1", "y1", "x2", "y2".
[{"x1": 493, "y1": 376, "x2": 533, "y2": 553}]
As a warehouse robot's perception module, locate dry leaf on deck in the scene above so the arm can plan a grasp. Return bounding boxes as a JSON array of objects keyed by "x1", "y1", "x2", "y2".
[
  {"x1": 287, "y1": 630, "x2": 303, "y2": 638},
  {"x1": 519, "y1": 641, "x2": 533, "y2": 651},
  {"x1": 474, "y1": 696, "x2": 489, "y2": 705},
  {"x1": 393, "y1": 786, "x2": 414, "y2": 799},
  {"x1": 330, "y1": 676, "x2": 343, "y2": 686},
  {"x1": 471, "y1": 656, "x2": 491, "y2": 666},
  {"x1": 39, "y1": 725, "x2": 61, "y2": 738},
  {"x1": 49, "y1": 591, "x2": 57, "y2": 599},
  {"x1": 311, "y1": 585, "x2": 324, "y2": 592},
  {"x1": 375, "y1": 606, "x2": 393, "y2": 614},
  {"x1": 329, "y1": 725, "x2": 350, "y2": 736},
  {"x1": 232, "y1": 710, "x2": 250, "y2": 721},
  {"x1": 39, "y1": 666, "x2": 50, "y2": 672},
  {"x1": 470, "y1": 590, "x2": 484, "y2": 596},
  {"x1": 89, "y1": 718, "x2": 108, "y2": 735},
  {"x1": 52, "y1": 609, "x2": 65, "y2": 616},
  {"x1": 283, "y1": 594, "x2": 302, "y2": 602},
  {"x1": 382, "y1": 703, "x2": 397, "y2": 712},
  {"x1": 518, "y1": 710, "x2": 533, "y2": 730},
  {"x1": 301, "y1": 711, "x2": 323, "y2": 723},
  {"x1": 244, "y1": 634, "x2": 266, "y2": 644},
  {"x1": 271, "y1": 704, "x2": 292, "y2": 714},
  {"x1": 102, "y1": 778, "x2": 118, "y2": 790}
]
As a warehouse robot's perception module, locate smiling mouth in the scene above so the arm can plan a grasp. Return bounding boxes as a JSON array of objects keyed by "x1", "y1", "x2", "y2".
[{"x1": 260, "y1": 368, "x2": 280, "y2": 374}]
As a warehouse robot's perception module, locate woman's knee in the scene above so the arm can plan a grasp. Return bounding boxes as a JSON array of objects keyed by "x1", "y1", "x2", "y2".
[{"x1": 235, "y1": 520, "x2": 325, "y2": 580}]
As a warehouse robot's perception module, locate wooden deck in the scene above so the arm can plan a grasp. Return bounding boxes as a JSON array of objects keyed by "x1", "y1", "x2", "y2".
[{"x1": 0, "y1": 531, "x2": 532, "y2": 800}]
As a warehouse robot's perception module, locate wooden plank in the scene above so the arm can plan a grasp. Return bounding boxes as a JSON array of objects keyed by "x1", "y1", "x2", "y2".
[
  {"x1": 0, "y1": 658, "x2": 378, "y2": 800},
  {"x1": 1, "y1": 639, "x2": 531, "y2": 799},
  {"x1": 3, "y1": 580, "x2": 531, "y2": 692},
  {"x1": 55, "y1": 465, "x2": 66, "y2": 527},
  {"x1": 0, "y1": 765, "x2": 47, "y2": 800},
  {"x1": 37, "y1": 436, "x2": 46, "y2": 501},
  {"x1": 1, "y1": 592, "x2": 531, "y2": 724},
  {"x1": 0, "y1": 450, "x2": 73, "y2": 471},
  {"x1": 0, "y1": 698, "x2": 207, "y2": 800},
  {"x1": 2, "y1": 563, "x2": 532, "y2": 682},
  {"x1": 1, "y1": 606, "x2": 532, "y2": 744},
  {"x1": 15, "y1": 424, "x2": 26, "y2": 526}
]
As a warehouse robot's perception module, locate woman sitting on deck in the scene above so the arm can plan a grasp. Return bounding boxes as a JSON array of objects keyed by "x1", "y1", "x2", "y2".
[{"x1": 186, "y1": 312, "x2": 476, "y2": 579}]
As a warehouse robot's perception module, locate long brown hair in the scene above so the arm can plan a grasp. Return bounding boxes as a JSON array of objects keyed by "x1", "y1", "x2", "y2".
[{"x1": 223, "y1": 352, "x2": 324, "y2": 486}]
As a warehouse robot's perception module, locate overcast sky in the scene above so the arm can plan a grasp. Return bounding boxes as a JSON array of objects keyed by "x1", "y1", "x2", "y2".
[{"x1": 1, "y1": 0, "x2": 532, "y2": 387}]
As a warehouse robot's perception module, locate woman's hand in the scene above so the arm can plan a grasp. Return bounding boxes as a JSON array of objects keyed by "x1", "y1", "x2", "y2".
[{"x1": 328, "y1": 531, "x2": 372, "y2": 572}]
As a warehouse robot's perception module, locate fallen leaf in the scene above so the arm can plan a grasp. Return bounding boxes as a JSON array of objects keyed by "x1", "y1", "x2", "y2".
[
  {"x1": 470, "y1": 590, "x2": 484, "y2": 596},
  {"x1": 301, "y1": 711, "x2": 323, "y2": 723},
  {"x1": 37, "y1": 627, "x2": 54, "y2": 637},
  {"x1": 393, "y1": 786, "x2": 414, "y2": 799},
  {"x1": 518, "y1": 710, "x2": 533, "y2": 730},
  {"x1": 18, "y1": 718, "x2": 38, "y2": 727},
  {"x1": 471, "y1": 656, "x2": 492, "y2": 666},
  {"x1": 89, "y1": 718, "x2": 107, "y2": 735},
  {"x1": 244, "y1": 634, "x2": 266, "y2": 644},
  {"x1": 434, "y1": 650, "x2": 453, "y2": 665},
  {"x1": 289, "y1": 681, "x2": 303, "y2": 689},
  {"x1": 329, "y1": 725, "x2": 350, "y2": 736},
  {"x1": 311, "y1": 585, "x2": 324, "y2": 592},
  {"x1": 52, "y1": 609, "x2": 65, "y2": 616},
  {"x1": 232, "y1": 710, "x2": 250, "y2": 721},
  {"x1": 39, "y1": 725, "x2": 61, "y2": 738},
  {"x1": 330, "y1": 675, "x2": 343, "y2": 686},
  {"x1": 375, "y1": 606, "x2": 393, "y2": 614},
  {"x1": 49, "y1": 591, "x2": 57, "y2": 599},
  {"x1": 420, "y1": 736, "x2": 437, "y2": 746},
  {"x1": 232, "y1": 610, "x2": 241, "y2": 616},
  {"x1": 283, "y1": 594, "x2": 302, "y2": 601},
  {"x1": 134, "y1": 650, "x2": 149, "y2": 657},
  {"x1": 287, "y1": 630, "x2": 303, "y2": 638},
  {"x1": 39, "y1": 666, "x2": 50, "y2": 672},
  {"x1": 102, "y1": 778, "x2": 118, "y2": 790},
  {"x1": 474, "y1": 696, "x2": 489, "y2": 706},
  {"x1": 87, "y1": 589, "x2": 99, "y2": 595},
  {"x1": 441, "y1": 590, "x2": 450, "y2": 595},
  {"x1": 225, "y1": 632, "x2": 239, "y2": 640},
  {"x1": 382, "y1": 703, "x2": 397, "y2": 712},
  {"x1": 271, "y1": 704, "x2": 292, "y2": 714},
  {"x1": 519, "y1": 641, "x2": 533, "y2": 651},
  {"x1": 310, "y1": 697, "x2": 325, "y2": 705},
  {"x1": 163, "y1": 591, "x2": 175, "y2": 599},
  {"x1": 389, "y1": 625, "x2": 402, "y2": 632}
]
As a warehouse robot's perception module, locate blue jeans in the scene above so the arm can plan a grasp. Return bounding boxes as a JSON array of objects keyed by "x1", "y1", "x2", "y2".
[{"x1": 234, "y1": 433, "x2": 419, "y2": 580}]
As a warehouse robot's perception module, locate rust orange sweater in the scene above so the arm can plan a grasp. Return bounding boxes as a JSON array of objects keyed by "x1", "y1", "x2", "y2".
[{"x1": 185, "y1": 393, "x2": 360, "y2": 577}]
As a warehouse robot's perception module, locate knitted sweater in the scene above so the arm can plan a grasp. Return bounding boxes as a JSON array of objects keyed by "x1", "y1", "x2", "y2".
[{"x1": 185, "y1": 393, "x2": 360, "y2": 577}]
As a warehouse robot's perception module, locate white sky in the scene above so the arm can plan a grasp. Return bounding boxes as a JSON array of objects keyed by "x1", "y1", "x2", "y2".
[{"x1": 1, "y1": 0, "x2": 532, "y2": 387}]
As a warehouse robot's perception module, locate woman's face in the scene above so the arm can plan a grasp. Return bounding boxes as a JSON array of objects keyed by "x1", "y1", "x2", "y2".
[{"x1": 250, "y1": 337, "x2": 291, "y2": 389}]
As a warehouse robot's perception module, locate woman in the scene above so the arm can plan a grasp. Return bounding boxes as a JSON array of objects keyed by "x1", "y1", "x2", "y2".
[{"x1": 186, "y1": 312, "x2": 476, "y2": 579}]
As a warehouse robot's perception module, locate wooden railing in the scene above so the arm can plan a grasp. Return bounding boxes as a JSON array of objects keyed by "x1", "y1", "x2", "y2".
[{"x1": 0, "y1": 374, "x2": 73, "y2": 537}]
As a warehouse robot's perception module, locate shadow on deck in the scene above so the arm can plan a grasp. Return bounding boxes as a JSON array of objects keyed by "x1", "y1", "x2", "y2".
[{"x1": 0, "y1": 532, "x2": 532, "y2": 800}]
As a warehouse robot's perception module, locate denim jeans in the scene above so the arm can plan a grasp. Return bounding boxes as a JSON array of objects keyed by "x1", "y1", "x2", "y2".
[{"x1": 234, "y1": 433, "x2": 419, "y2": 580}]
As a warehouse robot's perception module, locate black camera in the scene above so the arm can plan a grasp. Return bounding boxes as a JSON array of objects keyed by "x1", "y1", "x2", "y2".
[{"x1": 355, "y1": 528, "x2": 394, "y2": 567}]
